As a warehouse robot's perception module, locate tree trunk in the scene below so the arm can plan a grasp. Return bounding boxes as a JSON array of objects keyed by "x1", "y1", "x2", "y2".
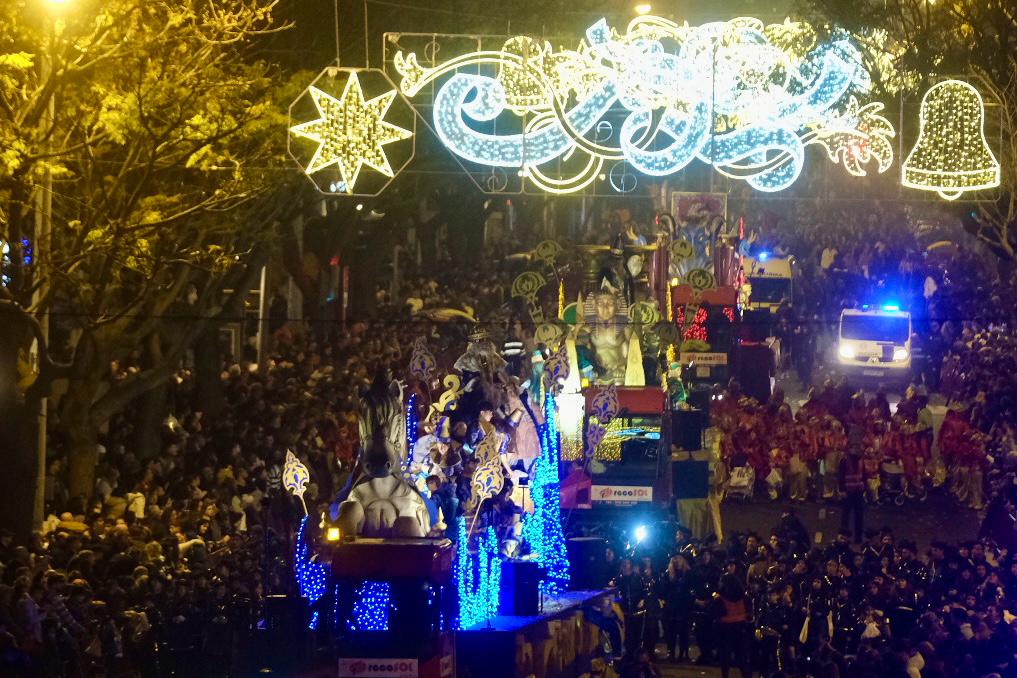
[
  {"x1": 0, "y1": 399, "x2": 40, "y2": 539},
  {"x1": 66, "y1": 419, "x2": 100, "y2": 504},
  {"x1": 132, "y1": 382, "x2": 168, "y2": 460},
  {"x1": 193, "y1": 326, "x2": 225, "y2": 416},
  {"x1": 0, "y1": 306, "x2": 40, "y2": 538}
]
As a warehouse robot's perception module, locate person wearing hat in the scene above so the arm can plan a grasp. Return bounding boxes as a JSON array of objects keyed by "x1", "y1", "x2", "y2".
[
  {"x1": 422, "y1": 418, "x2": 454, "y2": 481},
  {"x1": 755, "y1": 582, "x2": 793, "y2": 675},
  {"x1": 409, "y1": 420, "x2": 441, "y2": 474}
]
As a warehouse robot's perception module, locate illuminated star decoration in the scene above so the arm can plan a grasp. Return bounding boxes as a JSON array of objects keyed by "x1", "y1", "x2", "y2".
[{"x1": 290, "y1": 73, "x2": 412, "y2": 193}]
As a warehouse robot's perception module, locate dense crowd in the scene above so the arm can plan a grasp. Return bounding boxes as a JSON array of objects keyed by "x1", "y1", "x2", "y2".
[
  {"x1": 603, "y1": 515, "x2": 1017, "y2": 678},
  {"x1": 722, "y1": 207, "x2": 1017, "y2": 517}
]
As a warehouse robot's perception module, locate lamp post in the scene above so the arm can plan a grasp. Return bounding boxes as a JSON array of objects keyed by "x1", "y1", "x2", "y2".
[{"x1": 32, "y1": 0, "x2": 69, "y2": 526}]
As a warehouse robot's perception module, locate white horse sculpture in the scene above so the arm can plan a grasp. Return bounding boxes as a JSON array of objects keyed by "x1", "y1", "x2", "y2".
[{"x1": 334, "y1": 375, "x2": 431, "y2": 538}]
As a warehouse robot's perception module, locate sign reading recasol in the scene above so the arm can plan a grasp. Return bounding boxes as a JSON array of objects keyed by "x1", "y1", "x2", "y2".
[
  {"x1": 592, "y1": 485, "x2": 653, "y2": 503},
  {"x1": 339, "y1": 658, "x2": 418, "y2": 677},
  {"x1": 679, "y1": 352, "x2": 727, "y2": 366}
]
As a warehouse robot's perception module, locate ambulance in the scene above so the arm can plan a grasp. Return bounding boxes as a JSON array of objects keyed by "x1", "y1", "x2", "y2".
[
  {"x1": 743, "y1": 253, "x2": 793, "y2": 313},
  {"x1": 837, "y1": 305, "x2": 912, "y2": 383}
]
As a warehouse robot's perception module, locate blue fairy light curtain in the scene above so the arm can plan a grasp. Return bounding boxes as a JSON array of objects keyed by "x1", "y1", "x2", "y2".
[
  {"x1": 521, "y1": 393, "x2": 571, "y2": 595},
  {"x1": 456, "y1": 518, "x2": 503, "y2": 629}
]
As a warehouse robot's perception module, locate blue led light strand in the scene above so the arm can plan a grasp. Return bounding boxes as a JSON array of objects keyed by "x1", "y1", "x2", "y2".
[
  {"x1": 293, "y1": 515, "x2": 329, "y2": 629},
  {"x1": 521, "y1": 393, "x2": 571, "y2": 596},
  {"x1": 455, "y1": 517, "x2": 502, "y2": 628},
  {"x1": 406, "y1": 393, "x2": 419, "y2": 449},
  {"x1": 351, "y1": 581, "x2": 391, "y2": 631}
]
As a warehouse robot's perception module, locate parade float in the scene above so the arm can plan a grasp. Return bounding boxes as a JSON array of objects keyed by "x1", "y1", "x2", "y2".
[{"x1": 285, "y1": 320, "x2": 622, "y2": 677}]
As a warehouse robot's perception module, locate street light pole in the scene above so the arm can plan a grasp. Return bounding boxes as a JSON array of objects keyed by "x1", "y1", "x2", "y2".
[{"x1": 32, "y1": 2, "x2": 64, "y2": 526}]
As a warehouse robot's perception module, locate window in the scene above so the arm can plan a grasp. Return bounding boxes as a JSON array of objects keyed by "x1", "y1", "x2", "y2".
[
  {"x1": 841, "y1": 315, "x2": 910, "y2": 343},
  {"x1": 748, "y1": 277, "x2": 790, "y2": 303}
]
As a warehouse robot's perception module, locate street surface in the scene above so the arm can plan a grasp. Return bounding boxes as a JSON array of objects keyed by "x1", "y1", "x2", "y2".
[{"x1": 722, "y1": 493, "x2": 979, "y2": 551}]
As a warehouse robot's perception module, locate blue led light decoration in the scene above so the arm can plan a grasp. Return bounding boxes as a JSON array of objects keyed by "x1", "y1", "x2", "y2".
[
  {"x1": 402, "y1": 393, "x2": 419, "y2": 482},
  {"x1": 406, "y1": 393, "x2": 419, "y2": 449},
  {"x1": 455, "y1": 518, "x2": 502, "y2": 628},
  {"x1": 393, "y1": 16, "x2": 895, "y2": 194},
  {"x1": 294, "y1": 516, "x2": 329, "y2": 629},
  {"x1": 521, "y1": 393, "x2": 571, "y2": 595},
  {"x1": 350, "y1": 581, "x2": 391, "y2": 631}
]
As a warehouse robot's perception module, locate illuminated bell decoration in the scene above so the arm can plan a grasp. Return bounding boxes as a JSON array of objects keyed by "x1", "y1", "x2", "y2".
[{"x1": 902, "y1": 80, "x2": 1000, "y2": 200}]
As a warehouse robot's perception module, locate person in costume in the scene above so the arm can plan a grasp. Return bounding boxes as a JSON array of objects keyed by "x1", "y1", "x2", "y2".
[
  {"x1": 821, "y1": 418, "x2": 846, "y2": 501},
  {"x1": 455, "y1": 329, "x2": 509, "y2": 410}
]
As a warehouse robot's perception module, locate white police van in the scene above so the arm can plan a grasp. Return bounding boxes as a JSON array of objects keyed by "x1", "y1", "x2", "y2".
[{"x1": 837, "y1": 305, "x2": 912, "y2": 383}]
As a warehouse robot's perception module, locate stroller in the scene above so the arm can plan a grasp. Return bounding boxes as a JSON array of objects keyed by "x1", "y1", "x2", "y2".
[
  {"x1": 879, "y1": 461, "x2": 907, "y2": 506},
  {"x1": 727, "y1": 464, "x2": 756, "y2": 502}
]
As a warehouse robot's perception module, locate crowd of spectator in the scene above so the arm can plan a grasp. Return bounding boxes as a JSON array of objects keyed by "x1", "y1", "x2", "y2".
[
  {"x1": 727, "y1": 207, "x2": 1017, "y2": 515},
  {"x1": 604, "y1": 514, "x2": 1017, "y2": 678}
]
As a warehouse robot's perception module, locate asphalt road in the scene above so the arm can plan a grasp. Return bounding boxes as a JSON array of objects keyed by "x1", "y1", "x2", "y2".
[
  {"x1": 720, "y1": 367, "x2": 975, "y2": 551},
  {"x1": 720, "y1": 492, "x2": 980, "y2": 552}
]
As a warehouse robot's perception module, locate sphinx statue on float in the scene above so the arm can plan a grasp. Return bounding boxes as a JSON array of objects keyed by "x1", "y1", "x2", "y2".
[{"x1": 575, "y1": 278, "x2": 644, "y2": 386}]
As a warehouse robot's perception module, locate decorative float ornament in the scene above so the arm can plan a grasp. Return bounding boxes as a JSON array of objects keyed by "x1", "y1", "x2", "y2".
[
  {"x1": 283, "y1": 450, "x2": 311, "y2": 515},
  {"x1": 628, "y1": 300, "x2": 661, "y2": 327},
  {"x1": 589, "y1": 385, "x2": 620, "y2": 424},
  {"x1": 902, "y1": 79, "x2": 1000, "y2": 200},
  {"x1": 391, "y1": 15, "x2": 894, "y2": 195},
  {"x1": 534, "y1": 322, "x2": 563, "y2": 348},
  {"x1": 468, "y1": 458, "x2": 505, "y2": 535},
  {"x1": 533, "y1": 239, "x2": 564, "y2": 267},
  {"x1": 288, "y1": 67, "x2": 415, "y2": 196},
  {"x1": 408, "y1": 336, "x2": 436, "y2": 382},
  {"x1": 685, "y1": 268, "x2": 716, "y2": 293},
  {"x1": 511, "y1": 271, "x2": 547, "y2": 324},
  {"x1": 543, "y1": 341, "x2": 571, "y2": 390},
  {"x1": 428, "y1": 374, "x2": 463, "y2": 420},
  {"x1": 294, "y1": 515, "x2": 329, "y2": 629}
]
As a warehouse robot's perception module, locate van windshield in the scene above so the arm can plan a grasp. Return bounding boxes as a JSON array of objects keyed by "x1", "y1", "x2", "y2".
[
  {"x1": 748, "y1": 277, "x2": 791, "y2": 304},
  {"x1": 841, "y1": 315, "x2": 910, "y2": 343}
]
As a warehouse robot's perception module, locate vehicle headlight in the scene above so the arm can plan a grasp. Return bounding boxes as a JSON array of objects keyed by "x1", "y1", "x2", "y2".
[
  {"x1": 893, "y1": 347, "x2": 909, "y2": 361},
  {"x1": 838, "y1": 345, "x2": 856, "y2": 360}
]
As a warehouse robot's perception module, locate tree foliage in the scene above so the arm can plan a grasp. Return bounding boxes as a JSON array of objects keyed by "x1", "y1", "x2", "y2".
[{"x1": 0, "y1": 0, "x2": 303, "y2": 501}]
